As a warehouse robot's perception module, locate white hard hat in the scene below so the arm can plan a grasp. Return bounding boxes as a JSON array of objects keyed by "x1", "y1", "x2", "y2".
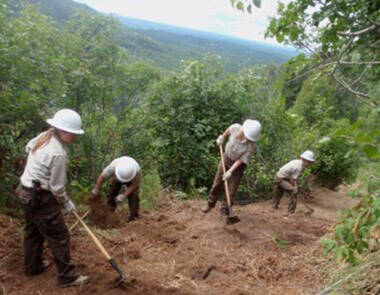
[
  {"x1": 115, "y1": 157, "x2": 139, "y2": 183},
  {"x1": 47, "y1": 109, "x2": 84, "y2": 135},
  {"x1": 300, "y1": 150, "x2": 315, "y2": 162},
  {"x1": 242, "y1": 119, "x2": 262, "y2": 142}
]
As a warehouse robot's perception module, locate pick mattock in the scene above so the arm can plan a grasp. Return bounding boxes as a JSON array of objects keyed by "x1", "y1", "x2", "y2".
[
  {"x1": 219, "y1": 145, "x2": 240, "y2": 225},
  {"x1": 71, "y1": 210, "x2": 129, "y2": 288}
]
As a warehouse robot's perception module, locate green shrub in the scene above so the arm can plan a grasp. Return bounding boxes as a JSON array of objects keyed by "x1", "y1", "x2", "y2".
[
  {"x1": 312, "y1": 137, "x2": 360, "y2": 189},
  {"x1": 321, "y1": 194, "x2": 380, "y2": 265},
  {"x1": 140, "y1": 168, "x2": 163, "y2": 209}
]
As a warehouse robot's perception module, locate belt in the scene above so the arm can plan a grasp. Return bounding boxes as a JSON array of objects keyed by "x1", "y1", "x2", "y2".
[
  {"x1": 21, "y1": 185, "x2": 33, "y2": 192},
  {"x1": 21, "y1": 185, "x2": 50, "y2": 193}
]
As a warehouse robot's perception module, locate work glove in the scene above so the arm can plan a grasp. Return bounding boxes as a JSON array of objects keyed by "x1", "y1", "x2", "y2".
[
  {"x1": 216, "y1": 135, "x2": 224, "y2": 146},
  {"x1": 115, "y1": 194, "x2": 126, "y2": 203},
  {"x1": 91, "y1": 187, "x2": 99, "y2": 197},
  {"x1": 223, "y1": 170, "x2": 233, "y2": 181},
  {"x1": 64, "y1": 200, "x2": 76, "y2": 214}
]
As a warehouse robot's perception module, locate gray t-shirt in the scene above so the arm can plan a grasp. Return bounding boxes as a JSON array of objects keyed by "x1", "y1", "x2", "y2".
[
  {"x1": 225, "y1": 123, "x2": 257, "y2": 164},
  {"x1": 276, "y1": 159, "x2": 303, "y2": 180}
]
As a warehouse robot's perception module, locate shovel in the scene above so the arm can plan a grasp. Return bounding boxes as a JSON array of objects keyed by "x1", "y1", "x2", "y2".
[
  {"x1": 71, "y1": 210, "x2": 129, "y2": 288},
  {"x1": 219, "y1": 145, "x2": 240, "y2": 225}
]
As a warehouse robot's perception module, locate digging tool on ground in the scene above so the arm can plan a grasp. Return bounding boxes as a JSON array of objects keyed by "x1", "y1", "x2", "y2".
[
  {"x1": 69, "y1": 210, "x2": 91, "y2": 233},
  {"x1": 219, "y1": 145, "x2": 240, "y2": 225},
  {"x1": 71, "y1": 210, "x2": 128, "y2": 287}
]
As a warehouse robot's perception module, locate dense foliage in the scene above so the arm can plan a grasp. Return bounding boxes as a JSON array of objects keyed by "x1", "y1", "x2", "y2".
[{"x1": 322, "y1": 191, "x2": 380, "y2": 264}]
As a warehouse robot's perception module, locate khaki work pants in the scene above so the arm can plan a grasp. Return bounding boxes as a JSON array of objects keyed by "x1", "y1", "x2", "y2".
[
  {"x1": 17, "y1": 186, "x2": 77, "y2": 284},
  {"x1": 106, "y1": 178, "x2": 140, "y2": 220},
  {"x1": 207, "y1": 155, "x2": 246, "y2": 215},
  {"x1": 272, "y1": 177, "x2": 298, "y2": 214}
]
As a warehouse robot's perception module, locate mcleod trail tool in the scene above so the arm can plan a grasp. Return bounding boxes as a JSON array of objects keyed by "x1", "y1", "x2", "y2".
[
  {"x1": 72, "y1": 210, "x2": 128, "y2": 287},
  {"x1": 219, "y1": 145, "x2": 240, "y2": 225}
]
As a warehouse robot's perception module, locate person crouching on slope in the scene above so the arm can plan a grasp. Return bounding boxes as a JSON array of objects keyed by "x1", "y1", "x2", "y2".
[
  {"x1": 272, "y1": 151, "x2": 315, "y2": 216},
  {"x1": 16, "y1": 109, "x2": 89, "y2": 287},
  {"x1": 202, "y1": 120, "x2": 262, "y2": 219},
  {"x1": 91, "y1": 156, "x2": 141, "y2": 222}
]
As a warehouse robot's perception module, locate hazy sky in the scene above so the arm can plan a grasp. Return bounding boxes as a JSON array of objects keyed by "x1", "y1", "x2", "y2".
[{"x1": 74, "y1": 0, "x2": 290, "y2": 44}]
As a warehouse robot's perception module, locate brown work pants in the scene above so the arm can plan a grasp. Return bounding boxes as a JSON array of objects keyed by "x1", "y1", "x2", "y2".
[
  {"x1": 106, "y1": 178, "x2": 140, "y2": 219},
  {"x1": 207, "y1": 155, "x2": 246, "y2": 215},
  {"x1": 272, "y1": 178, "x2": 298, "y2": 214},
  {"x1": 17, "y1": 186, "x2": 77, "y2": 284}
]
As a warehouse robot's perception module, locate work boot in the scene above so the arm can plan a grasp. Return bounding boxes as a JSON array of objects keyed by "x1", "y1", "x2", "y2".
[
  {"x1": 60, "y1": 275, "x2": 90, "y2": 288},
  {"x1": 201, "y1": 202, "x2": 214, "y2": 213},
  {"x1": 26, "y1": 260, "x2": 51, "y2": 276},
  {"x1": 127, "y1": 214, "x2": 139, "y2": 222}
]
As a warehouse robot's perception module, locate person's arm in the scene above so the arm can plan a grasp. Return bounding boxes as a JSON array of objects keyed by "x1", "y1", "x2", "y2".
[
  {"x1": 224, "y1": 159, "x2": 244, "y2": 180},
  {"x1": 229, "y1": 159, "x2": 244, "y2": 173},
  {"x1": 49, "y1": 154, "x2": 70, "y2": 206},
  {"x1": 116, "y1": 178, "x2": 140, "y2": 203},
  {"x1": 217, "y1": 126, "x2": 232, "y2": 145},
  {"x1": 91, "y1": 173, "x2": 105, "y2": 197},
  {"x1": 123, "y1": 180, "x2": 139, "y2": 199}
]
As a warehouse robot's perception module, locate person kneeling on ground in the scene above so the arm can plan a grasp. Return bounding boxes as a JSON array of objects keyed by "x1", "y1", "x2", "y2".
[
  {"x1": 16, "y1": 109, "x2": 90, "y2": 287},
  {"x1": 91, "y1": 156, "x2": 141, "y2": 222},
  {"x1": 272, "y1": 150, "x2": 315, "y2": 216},
  {"x1": 202, "y1": 119, "x2": 262, "y2": 219}
]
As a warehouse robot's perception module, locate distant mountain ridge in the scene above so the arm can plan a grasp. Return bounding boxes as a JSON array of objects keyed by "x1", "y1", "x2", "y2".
[
  {"x1": 115, "y1": 15, "x2": 296, "y2": 55},
  {"x1": 25, "y1": 0, "x2": 297, "y2": 71}
]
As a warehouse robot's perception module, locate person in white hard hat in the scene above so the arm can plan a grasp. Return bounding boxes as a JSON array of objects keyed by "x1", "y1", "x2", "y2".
[
  {"x1": 202, "y1": 119, "x2": 262, "y2": 218},
  {"x1": 16, "y1": 109, "x2": 89, "y2": 287},
  {"x1": 272, "y1": 150, "x2": 315, "y2": 215},
  {"x1": 91, "y1": 156, "x2": 141, "y2": 222}
]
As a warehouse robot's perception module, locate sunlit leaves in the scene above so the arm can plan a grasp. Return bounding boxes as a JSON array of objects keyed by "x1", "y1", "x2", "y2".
[{"x1": 230, "y1": 0, "x2": 261, "y2": 13}]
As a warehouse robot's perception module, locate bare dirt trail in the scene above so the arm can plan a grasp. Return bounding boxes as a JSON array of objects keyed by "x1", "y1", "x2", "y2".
[{"x1": 0, "y1": 188, "x2": 357, "y2": 295}]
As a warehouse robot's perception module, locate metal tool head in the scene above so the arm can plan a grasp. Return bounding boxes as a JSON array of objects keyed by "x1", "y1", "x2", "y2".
[
  {"x1": 226, "y1": 215, "x2": 240, "y2": 225},
  {"x1": 109, "y1": 259, "x2": 130, "y2": 288}
]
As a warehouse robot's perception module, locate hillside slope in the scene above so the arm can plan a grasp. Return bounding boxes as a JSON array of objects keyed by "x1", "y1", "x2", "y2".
[
  {"x1": 0, "y1": 188, "x2": 357, "y2": 294},
  {"x1": 24, "y1": 0, "x2": 297, "y2": 71}
]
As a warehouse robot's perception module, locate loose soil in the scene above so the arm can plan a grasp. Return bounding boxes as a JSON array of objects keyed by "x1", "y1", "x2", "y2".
[{"x1": 0, "y1": 188, "x2": 357, "y2": 295}]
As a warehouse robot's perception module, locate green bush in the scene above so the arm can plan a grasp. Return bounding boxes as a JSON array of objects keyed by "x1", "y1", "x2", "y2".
[
  {"x1": 312, "y1": 136, "x2": 360, "y2": 189},
  {"x1": 145, "y1": 58, "x2": 244, "y2": 190},
  {"x1": 140, "y1": 168, "x2": 163, "y2": 209}
]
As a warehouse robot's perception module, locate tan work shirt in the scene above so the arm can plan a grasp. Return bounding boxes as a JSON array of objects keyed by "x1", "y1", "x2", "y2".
[
  {"x1": 225, "y1": 123, "x2": 257, "y2": 164},
  {"x1": 20, "y1": 132, "x2": 69, "y2": 205},
  {"x1": 276, "y1": 159, "x2": 303, "y2": 180},
  {"x1": 102, "y1": 156, "x2": 142, "y2": 184}
]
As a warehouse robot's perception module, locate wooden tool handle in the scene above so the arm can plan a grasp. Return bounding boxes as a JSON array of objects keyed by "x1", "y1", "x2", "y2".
[
  {"x1": 219, "y1": 145, "x2": 232, "y2": 208},
  {"x1": 69, "y1": 210, "x2": 91, "y2": 233},
  {"x1": 72, "y1": 210, "x2": 111, "y2": 260}
]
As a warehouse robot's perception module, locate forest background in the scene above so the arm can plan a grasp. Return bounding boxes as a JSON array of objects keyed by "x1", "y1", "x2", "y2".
[{"x1": 0, "y1": 0, "x2": 379, "y2": 265}]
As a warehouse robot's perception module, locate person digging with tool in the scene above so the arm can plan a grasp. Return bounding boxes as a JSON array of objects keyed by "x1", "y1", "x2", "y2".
[
  {"x1": 202, "y1": 119, "x2": 262, "y2": 220},
  {"x1": 91, "y1": 156, "x2": 141, "y2": 222},
  {"x1": 16, "y1": 109, "x2": 90, "y2": 287},
  {"x1": 272, "y1": 150, "x2": 315, "y2": 216}
]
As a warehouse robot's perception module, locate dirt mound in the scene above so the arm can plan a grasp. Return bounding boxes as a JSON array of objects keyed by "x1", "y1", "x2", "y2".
[
  {"x1": 86, "y1": 196, "x2": 124, "y2": 229},
  {"x1": 0, "y1": 188, "x2": 358, "y2": 294}
]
